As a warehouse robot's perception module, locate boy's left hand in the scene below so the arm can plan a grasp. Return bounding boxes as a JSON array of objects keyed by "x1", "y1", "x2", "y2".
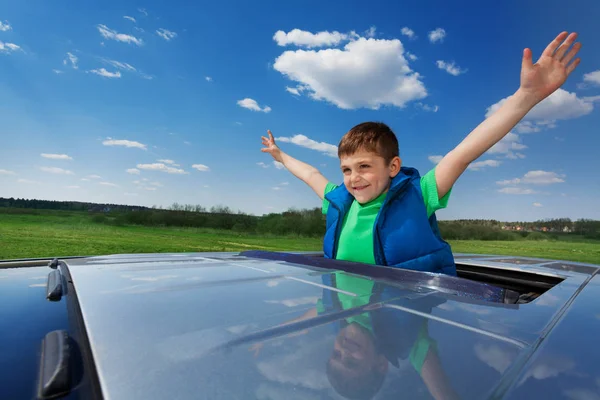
[{"x1": 519, "y1": 31, "x2": 581, "y2": 104}]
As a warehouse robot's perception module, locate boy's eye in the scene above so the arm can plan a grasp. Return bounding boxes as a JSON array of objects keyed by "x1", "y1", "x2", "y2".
[
  {"x1": 342, "y1": 168, "x2": 350, "y2": 174},
  {"x1": 360, "y1": 164, "x2": 369, "y2": 169}
]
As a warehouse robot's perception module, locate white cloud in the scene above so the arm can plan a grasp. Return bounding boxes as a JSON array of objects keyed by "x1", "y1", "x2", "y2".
[
  {"x1": 157, "y1": 159, "x2": 180, "y2": 166},
  {"x1": 257, "y1": 162, "x2": 269, "y2": 168},
  {"x1": 183, "y1": 141, "x2": 191, "y2": 145},
  {"x1": 40, "y1": 166, "x2": 74, "y2": 175},
  {"x1": 137, "y1": 163, "x2": 188, "y2": 174},
  {"x1": 0, "y1": 40, "x2": 21, "y2": 53},
  {"x1": 192, "y1": 164, "x2": 210, "y2": 172},
  {"x1": 0, "y1": 21, "x2": 11, "y2": 31},
  {"x1": 41, "y1": 153, "x2": 72, "y2": 160},
  {"x1": 428, "y1": 155, "x2": 443, "y2": 164},
  {"x1": 102, "y1": 59, "x2": 136, "y2": 72},
  {"x1": 99, "y1": 181, "x2": 118, "y2": 187},
  {"x1": 486, "y1": 132, "x2": 527, "y2": 158},
  {"x1": 0, "y1": 169, "x2": 16, "y2": 175},
  {"x1": 237, "y1": 98, "x2": 271, "y2": 113},
  {"x1": 467, "y1": 159, "x2": 501, "y2": 171},
  {"x1": 273, "y1": 35, "x2": 427, "y2": 110},
  {"x1": 406, "y1": 52, "x2": 418, "y2": 61},
  {"x1": 89, "y1": 68, "x2": 121, "y2": 78},
  {"x1": 276, "y1": 134, "x2": 338, "y2": 158},
  {"x1": 126, "y1": 168, "x2": 140, "y2": 175},
  {"x1": 583, "y1": 70, "x2": 600, "y2": 85},
  {"x1": 416, "y1": 102, "x2": 438, "y2": 112},
  {"x1": 514, "y1": 121, "x2": 541, "y2": 134},
  {"x1": 285, "y1": 86, "x2": 300, "y2": 96},
  {"x1": 156, "y1": 28, "x2": 177, "y2": 41},
  {"x1": 436, "y1": 60, "x2": 466, "y2": 76},
  {"x1": 97, "y1": 24, "x2": 143, "y2": 46},
  {"x1": 124, "y1": 16, "x2": 136, "y2": 23},
  {"x1": 280, "y1": 182, "x2": 289, "y2": 185},
  {"x1": 102, "y1": 138, "x2": 147, "y2": 150},
  {"x1": 498, "y1": 187, "x2": 538, "y2": 195},
  {"x1": 496, "y1": 170, "x2": 565, "y2": 185},
  {"x1": 272, "y1": 186, "x2": 281, "y2": 191},
  {"x1": 88, "y1": 175, "x2": 102, "y2": 179},
  {"x1": 274, "y1": 161, "x2": 285, "y2": 170},
  {"x1": 273, "y1": 29, "x2": 352, "y2": 48},
  {"x1": 18, "y1": 179, "x2": 40, "y2": 184},
  {"x1": 401, "y1": 27, "x2": 415, "y2": 39},
  {"x1": 533, "y1": 202, "x2": 543, "y2": 207},
  {"x1": 486, "y1": 89, "x2": 594, "y2": 127},
  {"x1": 53, "y1": 69, "x2": 64, "y2": 74},
  {"x1": 205, "y1": 76, "x2": 212, "y2": 82},
  {"x1": 428, "y1": 28, "x2": 446, "y2": 43},
  {"x1": 138, "y1": 8, "x2": 148, "y2": 16},
  {"x1": 64, "y1": 52, "x2": 78, "y2": 69}
]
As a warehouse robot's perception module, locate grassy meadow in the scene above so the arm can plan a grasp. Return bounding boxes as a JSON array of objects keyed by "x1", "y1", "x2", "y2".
[{"x1": 1, "y1": 209, "x2": 599, "y2": 265}]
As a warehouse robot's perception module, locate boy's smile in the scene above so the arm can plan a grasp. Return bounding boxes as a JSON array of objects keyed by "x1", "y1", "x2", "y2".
[{"x1": 340, "y1": 150, "x2": 401, "y2": 204}]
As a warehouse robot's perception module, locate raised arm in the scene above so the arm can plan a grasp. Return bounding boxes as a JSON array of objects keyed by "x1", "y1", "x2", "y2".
[
  {"x1": 261, "y1": 130, "x2": 329, "y2": 200},
  {"x1": 435, "y1": 31, "x2": 582, "y2": 198}
]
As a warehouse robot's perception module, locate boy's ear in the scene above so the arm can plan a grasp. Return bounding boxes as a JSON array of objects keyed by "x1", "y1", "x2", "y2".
[{"x1": 389, "y1": 156, "x2": 401, "y2": 178}]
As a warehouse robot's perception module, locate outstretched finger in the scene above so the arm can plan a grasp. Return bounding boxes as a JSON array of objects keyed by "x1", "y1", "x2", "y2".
[
  {"x1": 542, "y1": 31, "x2": 569, "y2": 58},
  {"x1": 522, "y1": 48, "x2": 533, "y2": 71},
  {"x1": 268, "y1": 130, "x2": 275, "y2": 141},
  {"x1": 561, "y1": 42, "x2": 582, "y2": 65},
  {"x1": 566, "y1": 57, "x2": 581, "y2": 76},
  {"x1": 261, "y1": 136, "x2": 269, "y2": 142},
  {"x1": 554, "y1": 32, "x2": 578, "y2": 60}
]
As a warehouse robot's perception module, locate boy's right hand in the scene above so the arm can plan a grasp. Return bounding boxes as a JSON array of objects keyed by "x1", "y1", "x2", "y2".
[{"x1": 261, "y1": 130, "x2": 283, "y2": 163}]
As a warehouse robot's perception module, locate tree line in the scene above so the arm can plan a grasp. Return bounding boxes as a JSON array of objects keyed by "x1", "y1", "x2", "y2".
[{"x1": 1, "y1": 197, "x2": 599, "y2": 240}]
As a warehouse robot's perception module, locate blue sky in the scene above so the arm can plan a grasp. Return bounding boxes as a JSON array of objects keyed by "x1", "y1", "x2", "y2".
[{"x1": 1, "y1": 0, "x2": 599, "y2": 221}]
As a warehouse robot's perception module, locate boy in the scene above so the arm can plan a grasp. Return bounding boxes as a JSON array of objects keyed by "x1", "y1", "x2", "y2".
[{"x1": 261, "y1": 31, "x2": 581, "y2": 275}]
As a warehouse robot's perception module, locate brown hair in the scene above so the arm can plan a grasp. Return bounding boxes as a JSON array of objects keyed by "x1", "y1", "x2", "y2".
[{"x1": 338, "y1": 122, "x2": 399, "y2": 164}]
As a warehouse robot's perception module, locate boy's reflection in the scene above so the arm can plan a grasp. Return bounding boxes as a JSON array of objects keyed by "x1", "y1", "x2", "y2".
[{"x1": 253, "y1": 272, "x2": 459, "y2": 400}]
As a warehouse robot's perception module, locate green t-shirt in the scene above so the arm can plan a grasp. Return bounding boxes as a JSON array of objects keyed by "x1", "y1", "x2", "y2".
[{"x1": 321, "y1": 168, "x2": 451, "y2": 264}]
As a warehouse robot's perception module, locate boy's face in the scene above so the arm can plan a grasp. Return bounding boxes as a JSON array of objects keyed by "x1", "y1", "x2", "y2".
[{"x1": 340, "y1": 149, "x2": 401, "y2": 204}]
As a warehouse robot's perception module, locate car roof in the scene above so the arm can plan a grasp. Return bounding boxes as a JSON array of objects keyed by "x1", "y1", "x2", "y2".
[{"x1": 57, "y1": 251, "x2": 599, "y2": 399}]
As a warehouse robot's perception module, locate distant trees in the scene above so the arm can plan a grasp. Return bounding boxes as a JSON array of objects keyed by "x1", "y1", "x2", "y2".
[{"x1": 1, "y1": 197, "x2": 599, "y2": 240}]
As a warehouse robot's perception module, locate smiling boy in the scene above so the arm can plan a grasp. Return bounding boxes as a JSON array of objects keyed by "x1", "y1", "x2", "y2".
[{"x1": 261, "y1": 31, "x2": 582, "y2": 275}]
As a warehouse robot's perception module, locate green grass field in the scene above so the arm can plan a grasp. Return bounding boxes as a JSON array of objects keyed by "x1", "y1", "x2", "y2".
[{"x1": 1, "y1": 212, "x2": 599, "y2": 264}]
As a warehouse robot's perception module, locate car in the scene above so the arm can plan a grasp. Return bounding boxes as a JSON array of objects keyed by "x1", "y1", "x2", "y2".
[{"x1": 1, "y1": 250, "x2": 599, "y2": 400}]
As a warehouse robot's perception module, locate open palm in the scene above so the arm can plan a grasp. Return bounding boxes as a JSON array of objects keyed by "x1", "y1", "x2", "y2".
[{"x1": 520, "y1": 32, "x2": 582, "y2": 103}]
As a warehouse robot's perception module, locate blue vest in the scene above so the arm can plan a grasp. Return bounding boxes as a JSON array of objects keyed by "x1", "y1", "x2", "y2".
[{"x1": 323, "y1": 166, "x2": 456, "y2": 276}]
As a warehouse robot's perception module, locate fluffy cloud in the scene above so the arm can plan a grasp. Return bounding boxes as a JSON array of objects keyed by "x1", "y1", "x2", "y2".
[
  {"x1": 273, "y1": 29, "x2": 352, "y2": 48},
  {"x1": 533, "y1": 202, "x2": 543, "y2": 207},
  {"x1": 486, "y1": 89, "x2": 594, "y2": 131},
  {"x1": 273, "y1": 33, "x2": 427, "y2": 110},
  {"x1": 428, "y1": 155, "x2": 443, "y2": 164},
  {"x1": 257, "y1": 162, "x2": 269, "y2": 168},
  {"x1": 428, "y1": 28, "x2": 446, "y2": 43},
  {"x1": 97, "y1": 24, "x2": 143, "y2": 46},
  {"x1": 157, "y1": 159, "x2": 180, "y2": 166},
  {"x1": 40, "y1": 166, "x2": 74, "y2": 175},
  {"x1": 137, "y1": 163, "x2": 187, "y2": 174},
  {"x1": 99, "y1": 182, "x2": 118, "y2": 187},
  {"x1": 498, "y1": 187, "x2": 538, "y2": 195},
  {"x1": 583, "y1": 70, "x2": 600, "y2": 85},
  {"x1": 192, "y1": 164, "x2": 210, "y2": 172},
  {"x1": 102, "y1": 59, "x2": 136, "y2": 72},
  {"x1": 0, "y1": 169, "x2": 16, "y2": 175},
  {"x1": 156, "y1": 28, "x2": 177, "y2": 41},
  {"x1": 237, "y1": 98, "x2": 271, "y2": 113},
  {"x1": 64, "y1": 52, "x2": 78, "y2": 69},
  {"x1": 274, "y1": 161, "x2": 285, "y2": 170},
  {"x1": 0, "y1": 40, "x2": 21, "y2": 53},
  {"x1": 89, "y1": 68, "x2": 121, "y2": 78},
  {"x1": 406, "y1": 52, "x2": 418, "y2": 61},
  {"x1": 496, "y1": 170, "x2": 565, "y2": 185},
  {"x1": 205, "y1": 76, "x2": 212, "y2": 82},
  {"x1": 126, "y1": 168, "x2": 140, "y2": 175},
  {"x1": 87, "y1": 175, "x2": 102, "y2": 179},
  {"x1": 41, "y1": 153, "x2": 72, "y2": 160},
  {"x1": 0, "y1": 21, "x2": 11, "y2": 31},
  {"x1": 401, "y1": 27, "x2": 415, "y2": 39},
  {"x1": 416, "y1": 102, "x2": 438, "y2": 112},
  {"x1": 436, "y1": 60, "x2": 466, "y2": 76},
  {"x1": 276, "y1": 134, "x2": 338, "y2": 157},
  {"x1": 123, "y1": 16, "x2": 136, "y2": 23},
  {"x1": 467, "y1": 159, "x2": 501, "y2": 171},
  {"x1": 102, "y1": 138, "x2": 147, "y2": 150}
]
